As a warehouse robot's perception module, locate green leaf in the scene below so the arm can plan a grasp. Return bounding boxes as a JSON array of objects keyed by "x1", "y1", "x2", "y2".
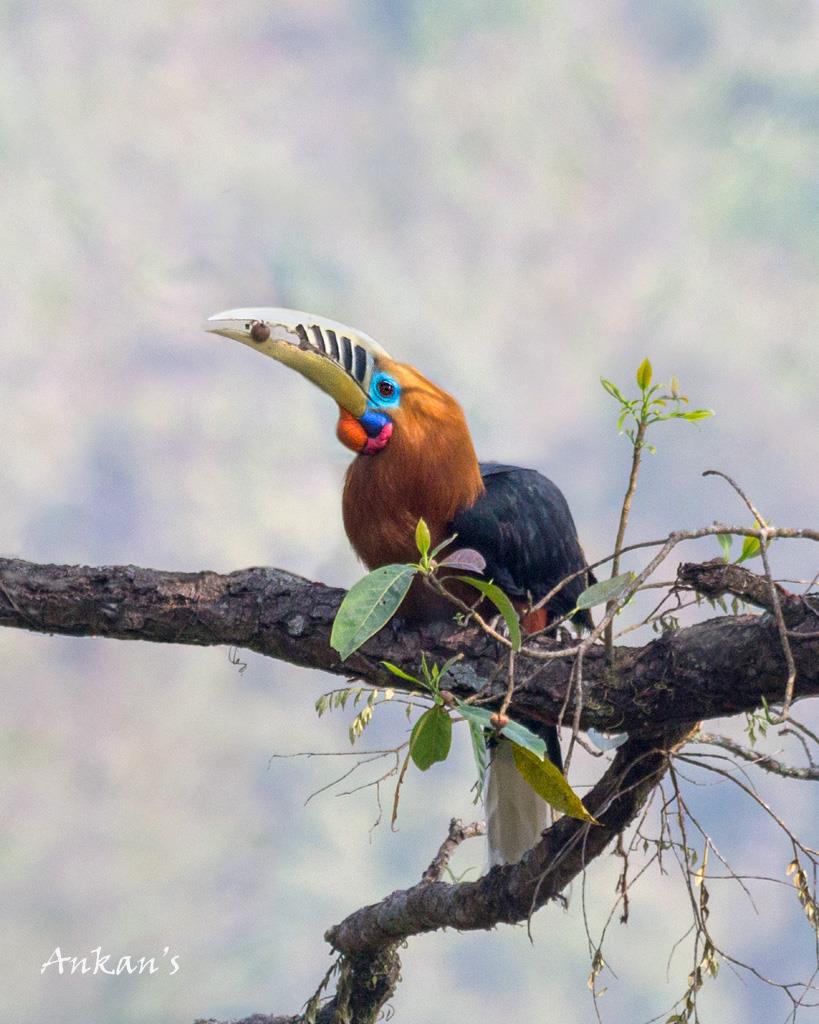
[
  {"x1": 468, "y1": 720, "x2": 488, "y2": 792},
  {"x1": 381, "y1": 660, "x2": 421, "y2": 684},
  {"x1": 512, "y1": 744, "x2": 599, "y2": 823},
  {"x1": 500, "y1": 719, "x2": 547, "y2": 759},
  {"x1": 455, "y1": 702, "x2": 495, "y2": 729},
  {"x1": 680, "y1": 408, "x2": 713, "y2": 421},
  {"x1": 415, "y1": 518, "x2": 431, "y2": 560},
  {"x1": 575, "y1": 571, "x2": 634, "y2": 611},
  {"x1": 409, "y1": 706, "x2": 452, "y2": 771},
  {"x1": 735, "y1": 535, "x2": 761, "y2": 564},
  {"x1": 600, "y1": 378, "x2": 626, "y2": 403},
  {"x1": 716, "y1": 534, "x2": 732, "y2": 562},
  {"x1": 331, "y1": 564, "x2": 416, "y2": 660},
  {"x1": 429, "y1": 533, "x2": 458, "y2": 558},
  {"x1": 455, "y1": 704, "x2": 550, "y2": 771},
  {"x1": 419, "y1": 651, "x2": 438, "y2": 695},
  {"x1": 456, "y1": 576, "x2": 521, "y2": 650},
  {"x1": 636, "y1": 358, "x2": 653, "y2": 390},
  {"x1": 435, "y1": 654, "x2": 463, "y2": 683}
]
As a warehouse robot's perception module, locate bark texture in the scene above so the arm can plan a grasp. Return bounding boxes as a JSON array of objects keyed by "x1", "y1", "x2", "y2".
[
  {"x1": 2, "y1": 555, "x2": 817, "y2": 1024},
  {"x1": 1, "y1": 557, "x2": 816, "y2": 735}
]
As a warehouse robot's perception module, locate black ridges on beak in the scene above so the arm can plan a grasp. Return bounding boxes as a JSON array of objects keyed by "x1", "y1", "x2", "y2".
[{"x1": 291, "y1": 323, "x2": 373, "y2": 391}]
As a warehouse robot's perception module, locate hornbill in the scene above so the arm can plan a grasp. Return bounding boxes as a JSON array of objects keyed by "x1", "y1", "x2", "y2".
[{"x1": 207, "y1": 307, "x2": 593, "y2": 865}]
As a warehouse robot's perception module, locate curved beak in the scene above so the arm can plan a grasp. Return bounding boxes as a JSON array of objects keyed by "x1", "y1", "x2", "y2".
[{"x1": 206, "y1": 307, "x2": 391, "y2": 419}]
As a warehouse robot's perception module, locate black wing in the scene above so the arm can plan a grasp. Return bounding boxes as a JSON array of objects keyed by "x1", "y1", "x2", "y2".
[{"x1": 450, "y1": 462, "x2": 594, "y2": 627}]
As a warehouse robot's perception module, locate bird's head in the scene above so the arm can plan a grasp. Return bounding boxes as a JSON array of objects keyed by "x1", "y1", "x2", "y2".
[{"x1": 206, "y1": 307, "x2": 462, "y2": 457}]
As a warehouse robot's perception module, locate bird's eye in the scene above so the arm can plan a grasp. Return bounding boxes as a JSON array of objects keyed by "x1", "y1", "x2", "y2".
[{"x1": 377, "y1": 379, "x2": 395, "y2": 398}]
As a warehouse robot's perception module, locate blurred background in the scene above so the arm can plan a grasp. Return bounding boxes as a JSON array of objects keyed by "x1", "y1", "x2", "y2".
[{"x1": 1, "y1": 2, "x2": 818, "y2": 1022}]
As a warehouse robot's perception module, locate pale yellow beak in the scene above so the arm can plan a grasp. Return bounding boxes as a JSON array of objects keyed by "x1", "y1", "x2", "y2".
[{"x1": 206, "y1": 307, "x2": 391, "y2": 419}]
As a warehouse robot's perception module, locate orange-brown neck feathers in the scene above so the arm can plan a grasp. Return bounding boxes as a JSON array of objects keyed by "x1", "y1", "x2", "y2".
[{"x1": 342, "y1": 360, "x2": 484, "y2": 569}]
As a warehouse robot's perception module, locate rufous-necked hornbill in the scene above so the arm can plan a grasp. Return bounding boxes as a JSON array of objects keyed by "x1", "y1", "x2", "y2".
[{"x1": 206, "y1": 307, "x2": 593, "y2": 865}]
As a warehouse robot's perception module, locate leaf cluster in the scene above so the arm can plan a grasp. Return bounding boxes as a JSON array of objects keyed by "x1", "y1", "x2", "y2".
[
  {"x1": 716, "y1": 529, "x2": 763, "y2": 565},
  {"x1": 328, "y1": 521, "x2": 603, "y2": 823},
  {"x1": 601, "y1": 359, "x2": 713, "y2": 454},
  {"x1": 330, "y1": 521, "x2": 520, "y2": 659},
  {"x1": 380, "y1": 656, "x2": 597, "y2": 823},
  {"x1": 315, "y1": 685, "x2": 397, "y2": 744}
]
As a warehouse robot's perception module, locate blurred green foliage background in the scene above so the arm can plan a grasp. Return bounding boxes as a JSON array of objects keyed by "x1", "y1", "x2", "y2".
[{"x1": 1, "y1": 2, "x2": 818, "y2": 1022}]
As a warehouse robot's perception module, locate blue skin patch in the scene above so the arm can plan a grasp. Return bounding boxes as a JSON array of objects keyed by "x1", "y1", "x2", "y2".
[
  {"x1": 360, "y1": 372, "x2": 400, "y2": 437},
  {"x1": 359, "y1": 409, "x2": 391, "y2": 438}
]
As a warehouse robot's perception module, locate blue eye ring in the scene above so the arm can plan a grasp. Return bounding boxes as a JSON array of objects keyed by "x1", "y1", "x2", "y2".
[{"x1": 370, "y1": 372, "x2": 400, "y2": 407}]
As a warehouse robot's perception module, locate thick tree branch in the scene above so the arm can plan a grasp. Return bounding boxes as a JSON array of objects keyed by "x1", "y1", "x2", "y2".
[
  {"x1": 325, "y1": 722, "x2": 694, "y2": 956},
  {"x1": 2, "y1": 554, "x2": 816, "y2": 1024},
  {"x1": 1, "y1": 557, "x2": 816, "y2": 736},
  {"x1": 678, "y1": 558, "x2": 794, "y2": 614},
  {"x1": 200, "y1": 726, "x2": 692, "y2": 1024}
]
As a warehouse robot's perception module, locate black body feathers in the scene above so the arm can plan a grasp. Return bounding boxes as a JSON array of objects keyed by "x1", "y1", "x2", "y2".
[
  {"x1": 451, "y1": 462, "x2": 594, "y2": 629},
  {"x1": 450, "y1": 462, "x2": 593, "y2": 776}
]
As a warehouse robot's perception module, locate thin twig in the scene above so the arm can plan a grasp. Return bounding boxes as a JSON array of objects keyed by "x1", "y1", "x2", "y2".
[
  {"x1": 674, "y1": 754, "x2": 819, "y2": 859},
  {"x1": 499, "y1": 649, "x2": 516, "y2": 717},
  {"x1": 421, "y1": 818, "x2": 485, "y2": 883},
  {"x1": 563, "y1": 649, "x2": 585, "y2": 773},
  {"x1": 521, "y1": 523, "x2": 819, "y2": 664},
  {"x1": 703, "y1": 470, "x2": 799, "y2": 720},
  {"x1": 606, "y1": 419, "x2": 648, "y2": 660},
  {"x1": 529, "y1": 525, "x2": 819, "y2": 619},
  {"x1": 695, "y1": 732, "x2": 819, "y2": 781}
]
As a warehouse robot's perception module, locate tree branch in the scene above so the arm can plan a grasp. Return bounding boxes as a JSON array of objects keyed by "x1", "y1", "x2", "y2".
[
  {"x1": 677, "y1": 558, "x2": 794, "y2": 614},
  {"x1": 201, "y1": 726, "x2": 693, "y2": 1024},
  {"x1": 421, "y1": 818, "x2": 486, "y2": 883},
  {"x1": 2, "y1": 554, "x2": 817, "y2": 1023},
  {"x1": 694, "y1": 731, "x2": 819, "y2": 780},
  {"x1": 325, "y1": 722, "x2": 694, "y2": 956},
  {"x1": 1, "y1": 557, "x2": 817, "y2": 737}
]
